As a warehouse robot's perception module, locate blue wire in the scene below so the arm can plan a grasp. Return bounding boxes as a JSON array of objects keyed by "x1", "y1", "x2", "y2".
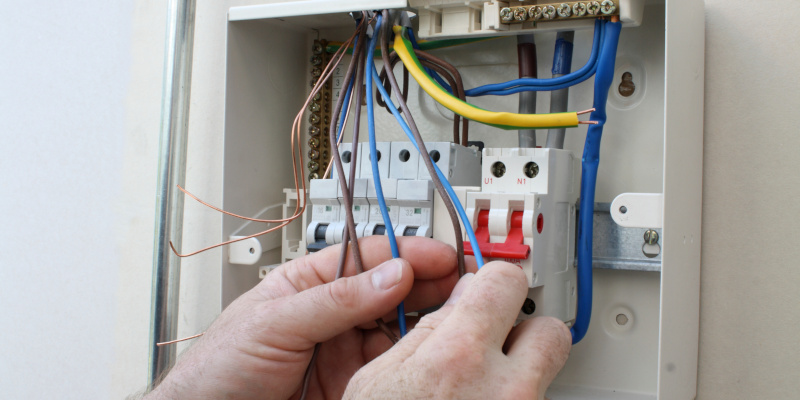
[
  {"x1": 571, "y1": 20, "x2": 621, "y2": 345},
  {"x1": 370, "y1": 28, "x2": 485, "y2": 269},
  {"x1": 367, "y1": 16, "x2": 406, "y2": 336},
  {"x1": 464, "y1": 20, "x2": 604, "y2": 97},
  {"x1": 336, "y1": 77, "x2": 354, "y2": 143},
  {"x1": 407, "y1": 28, "x2": 454, "y2": 94}
]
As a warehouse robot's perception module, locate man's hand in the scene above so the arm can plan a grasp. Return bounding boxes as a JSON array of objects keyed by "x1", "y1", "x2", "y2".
[
  {"x1": 343, "y1": 261, "x2": 572, "y2": 400},
  {"x1": 147, "y1": 236, "x2": 475, "y2": 400}
]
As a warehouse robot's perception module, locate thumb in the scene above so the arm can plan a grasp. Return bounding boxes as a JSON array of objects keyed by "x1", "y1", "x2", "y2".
[{"x1": 264, "y1": 258, "x2": 414, "y2": 349}]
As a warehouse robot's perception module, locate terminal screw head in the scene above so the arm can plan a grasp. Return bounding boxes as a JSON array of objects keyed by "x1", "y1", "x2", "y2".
[
  {"x1": 307, "y1": 161, "x2": 319, "y2": 172},
  {"x1": 557, "y1": 3, "x2": 572, "y2": 17},
  {"x1": 524, "y1": 162, "x2": 539, "y2": 178},
  {"x1": 587, "y1": 1, "x2": 601, "y2": 15},
  {"x1": 308, "y1": 102, "x2": 320, "y2": 112},
  {"x1": 600, "y1": 0, "x2": 616, "y2": 15},
  {"x1": 542, "y1": 5, "x2": 557, "y2": 20},
  {"x1": 529, "y1": 6, "x2": 544, "y2": 20},
  {"x1": 491, "y1": 161, "x2": 506, "y2": 178},
  {"x1": 312, "y1": 42, "x2": 323, "y2": 55},
  {"x1": 513, "y1": 6, "x2": 528, "y2": 21},
  {"x1": 500, "y1": 7, "x2": 514, "y2": 22},
  {"x1": 644, "y1": 229, "x2": 659, "y2": 245},
  {"x1": 310, "y1": 55, "x2": 322, "y2": 66},
  {"x1": 573, "y1": 2, "x2": 587, "y2": 16}
]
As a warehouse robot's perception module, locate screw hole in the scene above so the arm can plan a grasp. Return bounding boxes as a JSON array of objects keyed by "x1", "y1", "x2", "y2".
[
  {"x1": 616, "y1": 313, "x2": 629, "y2": 326},
  {"x1": 249, "y1": 248, "x2": 255, "y2": 254},
  {"x1": 399, "y1": 149, "x2": 410, "y2": 162},
  {"x1": 619, "y1": 205, "x2": 627, "y2": 214},
  {"x1": 491, "y1": 161, "x2": 506, "y2": 177},
  {"x1": 522, "y1": 298, "x2": 536, "y2": 315},
  {"x1": 342, "y1": 151, "x2": 351, "y2": 163},
  {"x1": 429, "y1": 150, "x2": 440, "y2": 163}
]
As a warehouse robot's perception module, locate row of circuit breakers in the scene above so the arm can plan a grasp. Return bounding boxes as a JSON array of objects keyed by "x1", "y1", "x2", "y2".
[{"x1": 298, "y1": 141, "x2": 577, "y2": 322}]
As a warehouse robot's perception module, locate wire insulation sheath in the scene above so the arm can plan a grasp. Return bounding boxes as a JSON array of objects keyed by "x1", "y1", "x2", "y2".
[
  {"x1": 465, "y1": 20, "x2": 602, "y2": 97},
  {"x1": 572, "y1": 20, "x2": 621, "y2": 345},
  {"x1": 393, "y1": 26, "x2": 579, "y2": 130},
  {"x1": 366, "y1": 16, "x2": 406, "y2": 336},
  {"x1": 377, "y1": 24, "x2": 484, "y2": 268}
]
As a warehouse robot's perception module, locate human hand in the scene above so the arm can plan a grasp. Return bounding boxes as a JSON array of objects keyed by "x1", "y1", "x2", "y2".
[
  {"x1": 146, "y1": 236, "x2": 475, "y2": 400},
  {"x1": 343, "y1": 261, "x2": 572, "y2": 400}
]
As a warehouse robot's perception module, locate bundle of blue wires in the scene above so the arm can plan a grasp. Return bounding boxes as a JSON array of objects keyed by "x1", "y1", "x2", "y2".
[
  {"x1": 571, "y1": 20, "x2": 621, "y2": 344},
  {"x1": 366, "y1": 16, "x2": 487, "y2": 336},
  {"x1": 408, "y1": 21, "x2": 605, "y2": 98}
]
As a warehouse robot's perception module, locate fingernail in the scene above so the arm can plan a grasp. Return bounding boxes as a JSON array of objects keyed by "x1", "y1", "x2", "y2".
[
  {"x1": 372, "y1": 259, "x2": 403, "y2": 290},
  {"x1": 445, "y1": 273, "x2": 474, "y2": 305}
]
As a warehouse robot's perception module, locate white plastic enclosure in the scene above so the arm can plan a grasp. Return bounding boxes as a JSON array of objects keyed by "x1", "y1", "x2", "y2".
[{"x1": 220, "y1": 0, "x2": 703, "y2": 398}]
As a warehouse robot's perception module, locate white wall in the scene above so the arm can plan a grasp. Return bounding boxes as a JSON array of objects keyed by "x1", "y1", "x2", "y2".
[
  {"x1": 0, "y1": 1, "x2": 165, "y2": 398},
  {"x1": 0, "y1": 1, "x2": 797, "y2": 399}
]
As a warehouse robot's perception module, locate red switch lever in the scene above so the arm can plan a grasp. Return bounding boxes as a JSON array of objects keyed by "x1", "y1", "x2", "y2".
[{"x1": 464, "y1": 210, "x2": 530, "y2": 260}]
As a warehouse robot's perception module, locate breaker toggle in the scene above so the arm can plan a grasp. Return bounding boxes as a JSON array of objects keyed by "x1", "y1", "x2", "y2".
[{"x1": 464, "y1": 210, "x2": 530, "y2": 260}]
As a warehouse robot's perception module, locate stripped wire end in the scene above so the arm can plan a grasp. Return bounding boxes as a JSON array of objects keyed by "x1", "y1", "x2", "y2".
[
  {"x1": 577, "y1": 108, "x2": 596, "y2": 115},
  {"x1": 157, "y1": 332, "x2": 205, "y2": 346},
  {"x1": 578, "y1": 120, "x2": 599, "y2": 125}
]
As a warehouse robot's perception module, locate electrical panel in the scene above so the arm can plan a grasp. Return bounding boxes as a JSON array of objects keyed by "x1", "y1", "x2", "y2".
[{"x1": 217, "y1": 0, "x2": 704, "y2": 398}]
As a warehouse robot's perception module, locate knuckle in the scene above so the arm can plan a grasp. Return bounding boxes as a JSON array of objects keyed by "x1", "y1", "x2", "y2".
[{"x1": 325, "y1": 277, "x2": 361, "y2": 311}]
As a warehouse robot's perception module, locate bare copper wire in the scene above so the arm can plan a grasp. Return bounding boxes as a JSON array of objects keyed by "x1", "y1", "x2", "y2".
[
  {"x1": 169, "y1": 23, "x2": 362, "y2": 258},
  {"x1": 156, "y1": 332, "x2": 204, "y2": 346}
]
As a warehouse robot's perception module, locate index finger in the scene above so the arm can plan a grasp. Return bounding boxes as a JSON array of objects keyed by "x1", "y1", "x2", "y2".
[{"x1": 255, "y1": 236, "x2": 474, "y2": 299}]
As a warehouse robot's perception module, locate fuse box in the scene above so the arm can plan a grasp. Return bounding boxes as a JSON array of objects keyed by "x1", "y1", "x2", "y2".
[{"x1": 216, "y1": 0, "x2": 704, "y2": 398}]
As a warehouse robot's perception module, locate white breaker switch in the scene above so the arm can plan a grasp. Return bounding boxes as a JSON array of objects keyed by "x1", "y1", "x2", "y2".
[
  {"x1": 306, "y1": 178, "x2": 342, "y2": 252},
  {"x1": 395, "y1": 179, "x2": 434, "y2": 237},
  {"x1": 464, "y1": 147, "x2": 577, "y2": 322}
]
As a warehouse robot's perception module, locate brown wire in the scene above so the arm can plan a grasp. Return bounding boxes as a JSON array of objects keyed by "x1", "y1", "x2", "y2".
[
  {"x1": 412, "y1": 48, "x2": 470, "y2": 145},
  {"x1": 379, "y1": 10, "x2": 467, "y2": 278},
  {"x1": 336, "y1": 23, "x2": 367, "y2": 281}
]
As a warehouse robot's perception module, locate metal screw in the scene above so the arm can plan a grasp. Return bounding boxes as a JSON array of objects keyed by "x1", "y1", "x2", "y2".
[
  {"x1": 309, "y1": 172, "x2": 320, "y2": 180},
  {"x1": 308, "y1": 102, "x2": 320, "y2": 112},
  {"x1": 313, "y1": 92, "x2": 321, "y2": 102},
  {"x1": 308, "y1": 161, "x2": 319, "y2": 172},
  {"x1": 513, "y1": 6, "x2": 528, "y2": 21},
  {"x1": 310, "y1": 55, "x2": 322, "y2": 66},
  {"x1": 573, "y1": 2, "x2": 587, "y2": 16},
  {"x1": 524, "y1": 162, "x2": 539, "y2": 178},
  {"x1": 309, "y1": 113, "x2": 320, "y2": 125},
  {"x1": 500, "y1": 7, "x2": 513, "y2": 22},
  {"x1": 644, "y1": 229, "x2": 659, "y2": 245},
  {"x1": 587, "y1": 1, "x2": 601, "y2": 15},
  {"x1": 491, "y1": 161, "x2": 506, "y2": 178},
  {"x1": 542, "y1": 5, "x2": 557, "y2": 20},
  {"x1": 312, "y1": 42, "x2": 323, "y2": 55},
  {"x1": 600, "y1": 0, "x2": 616, "y2": 15},
  {"x1": 311, "y1": 67, "x2": 322, "y2": 77},
  {"x1": 308, "y1": 126, "x2": 320, "y2": 136},
  {"x1": 529, "y1": 6, "x2": 543, "y2": 20},
  {"x1": 308, "y1": 137, "x2": 320, "y2": 148},
  {"x1": 557, "y1": 3, "x2": 572, "y2": 18},
  {"x1": 308, "y1": 149, "x2": 320, "y2": 160}
]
